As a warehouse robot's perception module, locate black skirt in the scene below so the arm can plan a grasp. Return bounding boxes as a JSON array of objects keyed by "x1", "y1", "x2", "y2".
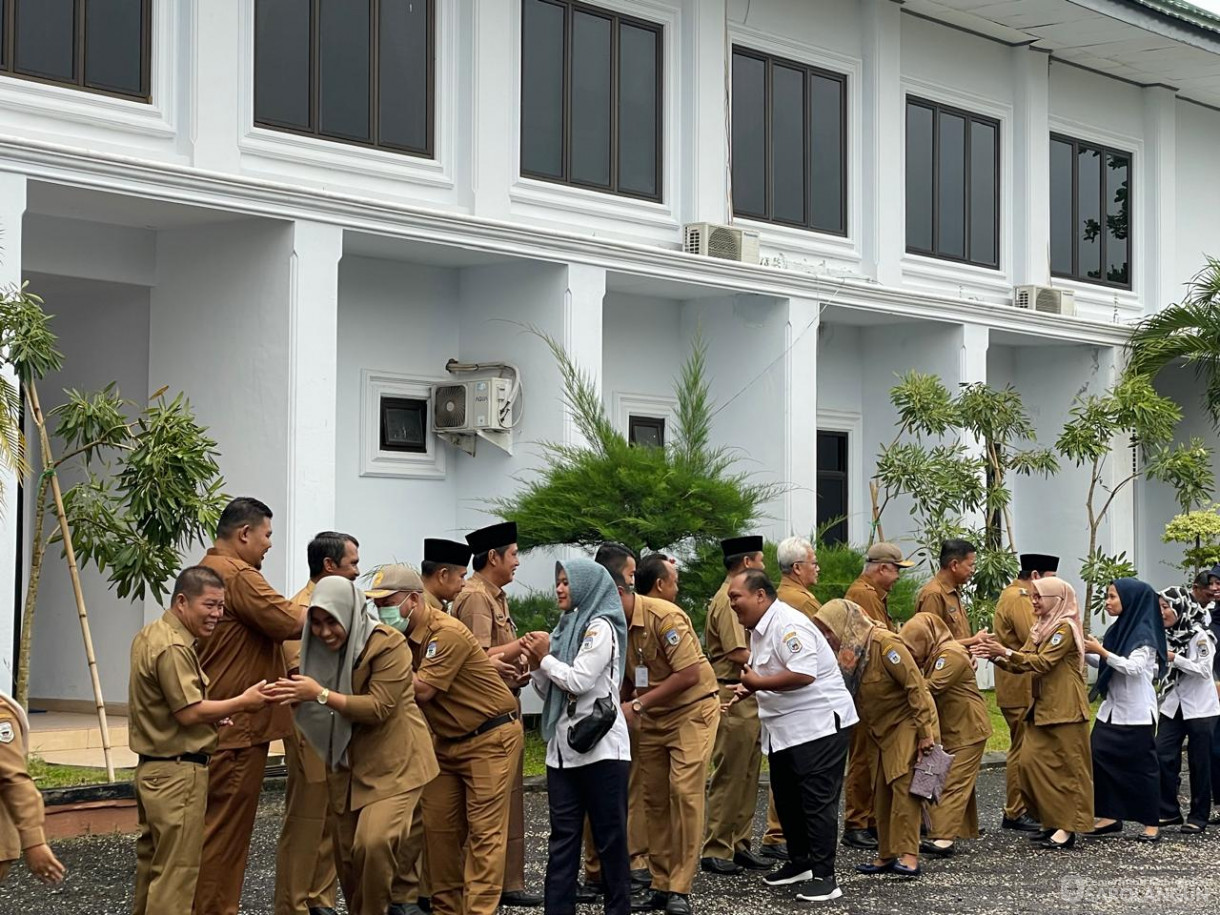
[{"x1": 1091, "y1": 717, "x2": 1159, "y2": 824}]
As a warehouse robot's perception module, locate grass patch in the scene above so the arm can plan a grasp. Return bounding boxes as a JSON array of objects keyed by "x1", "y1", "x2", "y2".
[
  {"x1": 27, "y1": 756, "x2": 135, "y2": 790},
  {"x1": 524, "y1": 728, "x2": 547, "y2": 778}
]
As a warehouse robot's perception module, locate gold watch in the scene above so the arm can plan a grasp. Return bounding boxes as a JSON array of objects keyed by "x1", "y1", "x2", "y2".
[
  {"x1": 317, "y1": 688, "x2": 330, "y2": 706},
  {"x1": 631, "y1": 699, "x2": 644, "y2": 715}
]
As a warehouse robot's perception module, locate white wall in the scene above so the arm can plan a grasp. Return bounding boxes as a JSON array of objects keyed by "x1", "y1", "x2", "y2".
[
  {"x1": 1174, "y1": 100, "x2": 1220, "y2": 297},
  {"x1": 601, "y1": 292, "x2": 683, "y2": 426},
  {"x1": 20, "y1": 276, "x2": 151, "y2": 705}
]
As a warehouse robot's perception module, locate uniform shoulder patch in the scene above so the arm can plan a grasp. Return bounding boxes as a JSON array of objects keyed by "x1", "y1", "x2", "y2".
[
  {"x1": 1018, "y1": 588, "x2": 1028, "y2": 597},
  {"x1": 1050, "y1": 631, "x2": 1064, "y2": 647},
  {"x1": 783, "y1": 630, "x2": 802, "y2": 653},
  {"x1": 0, "y1": 721, "x2": 13, "y2": 744},
  {"x1": 934, "y1": 656, "x2": 946, "y2": 670},
  {"x1": 580, "y1": 628, "x2": 596, "y2": 652},
  {"x1": 1200, "y1": 640, "x2": 1210, "y2": 658},
  {"x1": 886, "y1": 649, "x2": 901, "y2": 665},
  {"x1": 425, "y1": 639, "x2": 439, "y2": 659},
  {"x1": 664, "y1": 628, "x2": 681, "y2": 647}
]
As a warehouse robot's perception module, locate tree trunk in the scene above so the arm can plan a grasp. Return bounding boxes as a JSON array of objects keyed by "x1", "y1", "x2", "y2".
[
  {"x1": 14, "y1": 474, "x2": 48, "y2": 709},
  {"x1": 25, "y1": 381, "x2": 114, "y2": 781}
]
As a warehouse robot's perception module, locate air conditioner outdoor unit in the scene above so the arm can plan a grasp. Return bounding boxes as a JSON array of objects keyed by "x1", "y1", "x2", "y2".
[
  {"x1": 1013, "y1": 284, "x2": 1076, "y2": 317},
  {"x1": 683, "y1": 222, "x2": 760, "y2": 265},
  {"x1": 432, "y1": 378, "x2": 513, "y2": 433}
]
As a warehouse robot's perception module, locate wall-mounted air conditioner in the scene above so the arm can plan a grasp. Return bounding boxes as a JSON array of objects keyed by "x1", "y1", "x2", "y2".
[
  {"x1": 431, "y1": 365, "x2": 518, "y2": 457},
  {"x1": 683, "y1": 222, "x2": 760, "y2": 265},
  {"x1": 1013, "y1": 285, "x2": 1076, "y2": 317}
]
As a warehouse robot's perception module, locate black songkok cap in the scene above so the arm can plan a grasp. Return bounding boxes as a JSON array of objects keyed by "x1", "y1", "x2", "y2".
[
  {"x1": 466, "y1": 522, "x2": 519, "y2": 555},
  {"x1": 721, "y1": 535, "x2": 764, "y2": 558},
  {"x1": 1019, "y1": 553, "x2": 1060, "y2": 574},
  {"x1": 424, "y1": 538, "x2": 473, "y2": 567}
]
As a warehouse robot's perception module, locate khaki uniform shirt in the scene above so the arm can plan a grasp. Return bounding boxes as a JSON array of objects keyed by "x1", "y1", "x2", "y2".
[
  {"x1": 857, "y1": 630, "x2": 940, "y2": 784},
  {"x1": 777, "y1": 577, "x2": 822, "y2": 622},
  {"x1": 629, "y1": 595, "x2": 718, "y2": 716},
  {"x1": 914, "y1": 572, "x2": 972, "y2": 640},
  {"x1": 705, "y1": 580, "x2": 748, "y2": 682},
  {"x1": 283, "y1": 580, "x2": 316, "y2": 675},
  {"x1": 0, "y1": 697, "x2": 44, "y2": 861},
  {"x1": 997, "y1": 624, "x2": 1090, "y2": 727},
  {"x1": 408, "y1": 601, "x2": 518, "y2": 741},
  {"x1": 452, "y1": 573, "x2": 517, "y2": 650},
  {"x1": 328, "y1": 625, "x2": 439, "y2": 813},
  {"x1": 197, "y1": 546, "x2": 301, "y2": 749},
  {"x1": 923, "y1": 644, "x2": 992, "y2": 749},
  {"x1": 424, "y1": 590, "x2": 446, "y2": 614},
  {"x1": 128, "y1": 611, "x2": 217, "y2": 758},
  {"x1": 845, "y1": 576, "x2": 896, "y2": 631},
  {"x1": 992, "y1": 580, "x2": 1035, "y2": 711}
]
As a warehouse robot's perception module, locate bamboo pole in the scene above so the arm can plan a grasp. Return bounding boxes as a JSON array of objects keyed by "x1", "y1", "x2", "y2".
[
  {"x1": 26, "y1": 381, "x2": 114, "y2": 781},
  {"x1": 869, "y1": 480, "x2": 885, "y2": 544}
]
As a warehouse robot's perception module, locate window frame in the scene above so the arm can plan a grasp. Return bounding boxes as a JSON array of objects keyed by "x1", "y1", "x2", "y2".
[
  {"x1": 904, "y1": 95, "x2": 1000, "y2": 269},
  {"x1": 0, "y1": 0, "x2": 152, "y2": 102},
  {"x1": 518, "y1": 0, "x2": 664, "y2": 203},
  {"x1": 1049, "y1": 132, "x2": 1133, "y2": 291},
  {"x1": 378, "y1": 395, "x2": 429, "y2": 454},
  {"x1": 730, "y1": 44, "x2": 848, "y2": 238},
  {"x1": 253, "y1": 0, "x2": 436, "y2": 159},
  {"x1": 627, "y1": 414, "x2": 665, "y2": 448},
  {"x1": 815, "y1": 429, "x2": 849, "y2": 547}
]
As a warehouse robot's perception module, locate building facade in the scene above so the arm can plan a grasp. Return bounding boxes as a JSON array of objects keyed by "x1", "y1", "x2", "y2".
[{"x1": 0, "y1": 0, "x2": 1218, "y2": 705}]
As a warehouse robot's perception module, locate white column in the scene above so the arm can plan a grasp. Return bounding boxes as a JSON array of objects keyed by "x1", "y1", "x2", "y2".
[
  {"x1": 1012, "y1": 49, "x2": 1051, "y2": 287},
  {"x1": 784, "y1": 297, "x2": 819, "y2": 538},
  {"x1": 561, "y1": 264, "x2": 606, "y2": 449},
  {"x1": 861, "y1": 0, "x2": 904, "y2": 287},
  {"x1": 0, "y1": 173, "x2": 26, "y2": 693},
  {"x1": 188, "y1": 0, "x2": 242, "y2": 172},
  {"x1": 283, "y1": 222, "x2": 344, "y2": 591},
  {"x1": 1143, "y1": 85, "x2": 1178, "y2": 313},
  {"x1": 471, "y1": 0, "x2": 515, "y2": 220},
  {"x1": 958, "y1": 323, "x2": 990, "y2": 533},
  {"x1": 683, "y1": 0, "x2": 729, "y2": 225}
]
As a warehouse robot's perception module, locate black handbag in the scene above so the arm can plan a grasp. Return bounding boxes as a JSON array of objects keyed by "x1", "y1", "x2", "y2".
[{"x1": 566, "y1": 636, "x2": 618, "y2": 754}]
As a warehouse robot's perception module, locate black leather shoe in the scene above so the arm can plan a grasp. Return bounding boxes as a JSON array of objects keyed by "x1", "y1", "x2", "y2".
[
  {"x1": 387, "y1": 906, "x2": 426, "y2": 915},
  {"x1": 418, "y1": 898, "x2": 431, "y2": 913},
  {"x1": 500, "y1": 890, "x2": 544, "y2": 908},
  {"x1": 854, "y1": 860, "x2": 895, "y2": 875},
  {"x1": 575, "y1": 883, "x2": 603, "y2": 904},
  {"x1": 891, "y1": 862, "x2": 921, "y2": 878},
  {"x1": 759, "y1": 842, "x2": 789, "y2": 861},
  {"x1": 308, "y1": 909, "x2": 339, "y2": 915},
  {"x1": 1028, "y1": 828, "x2": 1054, "y2": 842},
  {"x1": 629, "y1": 890, "x2": 659, "y2": 913},
  {"x1": 919, "y1": 839, "x2": 955, "y2": 858},
  {"x1": 1001, "y1": 814, "x2": 1041, "y2": 832},
  {"x1": 630, "y1": 868, "x2": 652, "y2": 888},
  {"x1": 841, "y1": 828, "x2": 879, "y2": 849},
  {"x1": 1040, "y1": 832, "x2": 1076, "y2": 849},
  {"x1": 664, "y1": 893, "x2": 692, "y2": 915},
  {"x1": 1182, "y1": 822, "x2": 1206, "y2": 834},
  {"x1": 732, "y1": 849, "x2": 773, "y2": 871},
  {"x1": 700, "y1": 857, "x2": 743, "y2": 876},
  {"x1": 1136, "y1": 831, "x2": 1161, "y2": 843},
  {"x1": 1084, "y1": 822, "x2": 1122, "y2": 838}
]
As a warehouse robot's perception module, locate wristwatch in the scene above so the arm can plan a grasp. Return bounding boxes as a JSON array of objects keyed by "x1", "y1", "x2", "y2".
[
  {"x1": 631, "y1": 699, "x2": 644, "y2": 715},
  {"x1": 317, "y1": 688, "x2": 330, "y2": 706},
  {"x1": 1004, "y1": 648, "x2": 1013, "y2": 659}
]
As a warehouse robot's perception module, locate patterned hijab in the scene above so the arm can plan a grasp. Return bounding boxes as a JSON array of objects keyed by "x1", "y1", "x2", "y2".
[
  {"x1": 1159, "y1": 586, "x2": 1209, "y2": 693},
  {"x1": 814, "y1": 599, "x2": 876, "y2": 696},
  {"x1": 1030, "y1": 577, "x2": 1086, "y2": 672},
  {"x1": 900, "y1": 612, "x2": 956, "y2": 676}
]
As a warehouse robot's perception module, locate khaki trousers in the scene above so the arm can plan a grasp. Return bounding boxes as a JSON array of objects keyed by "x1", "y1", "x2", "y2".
[
  {"x1": 392, "y1": 800, "x2": 428, "y2": 903},
  {"x1": 333, "y1": 786, "x2": 424, "y2": 915},
  {"x1": 762, "y1": 792, "x2": 784, "y2": 847},
  {"x1": 1001, "y1": 706, "x2": 1028, "y2": 820},
  {"x1": 132, "y1": 759, "x2": 209, "y2": 915},
  {"x1": 424, "y1": 722, "x2": 524, "y2": 915},
  {"x1": 194, "y1": 743, "x2": 269, "y2": 915},
  {"x1": 927, "y1": 740, "x2": 986, "y2": 840},
  {"x1": 702, "y1": 687, "x2": 761, "y2": 860},
  {"x1": 871, "y1": 746, "x2": 920, "y2": 861},
  {"x1": 843, "y1": 725, "x2": 876, "y2": 831},
  {"x1": 505, "y1": 737, "x2": 526, "y2": 893},
  {"x1": 639, "y1": 697, "x2": 719, "y2": 894},
  {"x1": 275, "y1": 733, "x2": 338, "y2": 914},
  {"x1": 584, "y1": 727, "x2": 648, "y2": 880}
]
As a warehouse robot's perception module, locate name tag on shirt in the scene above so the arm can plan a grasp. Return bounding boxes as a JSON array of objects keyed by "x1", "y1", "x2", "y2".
[{"x1": 635, "y1": 666, "x2": 649, "y2": 689}]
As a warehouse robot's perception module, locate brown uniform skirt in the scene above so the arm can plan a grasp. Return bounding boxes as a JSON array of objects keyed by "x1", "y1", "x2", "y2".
[
  {"x1": 928, "y1": 740, "x2": 986, "y2": 840},
  {"x1": 1018, "y1": 718, "x2": 1094, "y2": 833}
]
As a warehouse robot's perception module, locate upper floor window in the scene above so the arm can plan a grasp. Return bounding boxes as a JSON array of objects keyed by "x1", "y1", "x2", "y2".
[
  {"x1": 730, "y1": 47, "x2": 846, "y2": 236},
  {"x1": 906, "y1": 97, "x2": 999, "y2": 269},
  {"x1": 254, "y1": 0, "x2": 434, "y2": 157},
  {"x1": 0, "y1": 0, "x2": 151, "y2": 101},
  {"x1": 520, "y1": 0, "x2": 662, "y2": 201},
  {"x1": 1050, "y1": 135, "x2": 1130, "y2": 289}
]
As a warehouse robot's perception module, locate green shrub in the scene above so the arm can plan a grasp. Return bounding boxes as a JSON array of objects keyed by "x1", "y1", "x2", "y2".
[{"x1": 508, "y1": 589, "x2": 562, "y2": 635}]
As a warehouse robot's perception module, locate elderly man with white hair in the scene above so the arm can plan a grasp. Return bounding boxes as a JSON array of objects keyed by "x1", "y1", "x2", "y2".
[{"x1": 776, "y1": 537, "x2": 822, "y2": 622}]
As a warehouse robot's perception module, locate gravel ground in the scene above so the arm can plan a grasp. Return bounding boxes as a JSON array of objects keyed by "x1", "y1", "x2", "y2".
[{"x1": 3, "y1": 767, "x2": 1218, "y2": 914}]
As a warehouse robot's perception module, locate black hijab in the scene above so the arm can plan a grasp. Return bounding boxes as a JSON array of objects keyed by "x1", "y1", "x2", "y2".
[{"x1": 1093, "y1": 578, "x2": 1168, "y2": 700}]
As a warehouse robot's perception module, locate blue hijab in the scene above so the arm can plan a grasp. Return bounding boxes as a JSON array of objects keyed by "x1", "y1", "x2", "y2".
[
  {"x1": 540, "y1": 558, "x2": 629, "y2": 742},
  {"x1": 1093, "y1": 578, "x2": 1168, "y2": 700}
]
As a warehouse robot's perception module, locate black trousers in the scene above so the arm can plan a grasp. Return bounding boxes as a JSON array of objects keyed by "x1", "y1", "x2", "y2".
[
  {"x1": 1158, "y1": 710, "x2": 1217, "y2": 825},
  {"x1": 545, "y1": 759, "x2": 631, "y2": 915},
  {"x1": 768, "y1": 723, "x2": 853, "y2": 879}
]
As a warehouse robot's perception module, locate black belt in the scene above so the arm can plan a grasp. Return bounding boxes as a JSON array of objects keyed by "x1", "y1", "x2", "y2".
[
  {"x1": 138, "y1": 752, "x2": 210, "y2": 766},
  {"x1": 717, "y1": 678, "x2": 740, "y2": 685},
  {"x1": 448, "y1": 711, "x2": 520, "y2": 744}
]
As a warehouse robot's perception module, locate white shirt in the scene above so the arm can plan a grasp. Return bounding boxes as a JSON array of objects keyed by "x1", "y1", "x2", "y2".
[
  {"x1": 531, "y1": 617, "x2": 630, "y2": 769},
  {"x1": 1087, "y1": 644, "x2": 1159, "y2": 725},
  {"x1": 748, "y1": 600, "x2": 858, "y2": 754},
  {"x1": 1160, "y1": 629, "x2": 1220, "y2": 720}
]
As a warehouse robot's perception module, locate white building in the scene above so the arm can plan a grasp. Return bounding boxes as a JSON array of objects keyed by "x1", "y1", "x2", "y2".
[{"x1": 0, "y1": 0, "x2": 1218, "y2": 709}]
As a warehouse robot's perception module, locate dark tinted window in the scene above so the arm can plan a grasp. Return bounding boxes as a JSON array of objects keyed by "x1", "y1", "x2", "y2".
[
  {"x1": 628, "y1": 415, "x2": 665, "y2": 448},
  {"x1": 521, "y1": 0, "x2": 662, "y2": 201},
  {"x1": 905, "y1": 97, "x2": 999, "y2": 268},
  {"x1": 14, "y1": 0, "x2": 74, "y2": 82},
  {"x1": 84, "y1": 0, "x2": 144, "y2": 95},
  {"x1": 1050, "y1": 134, "x2": 1131, "y2": 289},
  {"x1": 816, "y1": 430, "x2": 848, "y2": 546},
  {"x1": 730, "y1": 47, "x2": 847, "y2": 235},
  {"x1": 254, "y1": 0, "x2": 435, "y2": 157},
  {"x1": 380, "y1": 397, "x2": 428, "y2": 454}
]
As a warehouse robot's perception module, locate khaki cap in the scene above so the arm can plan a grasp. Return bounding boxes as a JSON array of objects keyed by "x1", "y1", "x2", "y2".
[
  {"x1": 866, "y1": 542, "x2": 914, "y2": 568},
  {"x1": 366, "y1": 563, "x2": 424, "y2": 598}
]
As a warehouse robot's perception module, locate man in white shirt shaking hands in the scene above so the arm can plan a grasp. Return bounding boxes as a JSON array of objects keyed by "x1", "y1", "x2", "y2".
[{"x1": 725, "y1": 570, "x2": 859, "y2": 904}]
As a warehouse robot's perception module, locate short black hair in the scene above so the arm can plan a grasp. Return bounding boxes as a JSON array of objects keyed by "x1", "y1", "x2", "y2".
[
  {"x1": 422, "y1": 559, "x2": 467, "y2": 577},
  {"x1": 939, "y1": 539, "x2": 977, "y2": 569},
  {"x1": 735, "y1": 568, "x2": 776, "y2": 599},
  {"x1": 636, "y1": 554, "x2": 673, "y2": 596},
  {"x1": 307, "y1": 531, "x2": 359, "y2": 578},
  {"x1": 1017, "y1": 570, "x2": 1032, "y2": 581},
  {"x1": 171, "y1": 565, "x2": 225, "y2": 603},
  {"x1": 1194, "y1": 571, "x2": 1214, "y2": 589},
  {"x1": 217, "y1": 497, "x2": 273, "y2": 539},
  {"x1": 594, "y1": 542, "x2": 637, "y2": 589},
  {"x1": 723, "y1": 551, "x2": 761, "y2": 572}
]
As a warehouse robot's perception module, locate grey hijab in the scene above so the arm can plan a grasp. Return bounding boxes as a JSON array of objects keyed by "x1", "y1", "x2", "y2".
[{"x1": 294, "y1": 577, "x2": 379, "y2": 768}]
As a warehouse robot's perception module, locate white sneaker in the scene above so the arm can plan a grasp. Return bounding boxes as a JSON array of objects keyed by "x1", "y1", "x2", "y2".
[
  {"x1": 763, "y1": 861, "x2": 813, "y2": 886},
  {"x1": 796, "y1": 876, "x2": 842, "y2": 902}
]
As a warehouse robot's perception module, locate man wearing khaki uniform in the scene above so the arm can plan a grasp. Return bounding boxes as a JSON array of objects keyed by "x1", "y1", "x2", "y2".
[
  {"x1": 0, "y1": 696, "x2": 63, "y2": 888},
  {"x1": 841, "y1": 542, "x2": 910, "y2": 849},
  {"x1": 276, "y1": 531, "x2": 361, "y2": 915},
  {"x1": 195, "y1": 497, "x2": 305, "y2": 915},
  {"x1": 130, "y1": 566, "x2": 270, "y2": 914},
  {"x1": 913, "y1": 539, "x2": 982, "y2": 644},
  {"x1": 702, "y1": 537, "x2": 772, "y2": 877}
]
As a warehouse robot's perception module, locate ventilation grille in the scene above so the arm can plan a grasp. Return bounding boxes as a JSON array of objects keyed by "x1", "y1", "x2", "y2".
[{"x1": 432, "y1": 384, "x2": 468, "y2": 430}]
